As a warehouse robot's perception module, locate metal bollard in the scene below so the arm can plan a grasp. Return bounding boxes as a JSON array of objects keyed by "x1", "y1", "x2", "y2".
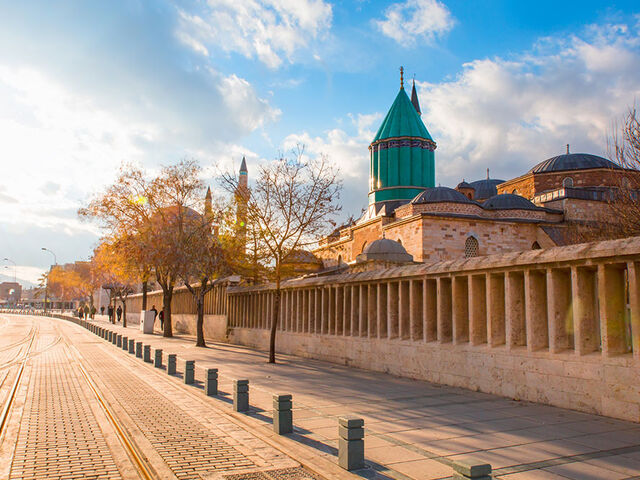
[
  {"x1": 154, "y1": 349, "x2": 163, "y2": 368},
  {"x1": 143, "y1": 345, "x2": 151, "y2": 363},
  {"x1": 273, "y1": 394, "x2": 293, "y2": 434},
  {"x1": 117, "y1": 334, "x2": 122, "y2": 348},
  {"x1": 122, "y1": 336, "x2": 128, "y2": 351},
  {"x1": 184, "y1": 360, "x2": 195, "y2": 384},
  {"x1": 451, "y1": 458, "x2": 492, "y2": 480},
  {"x1": 128, "y1": 339, "x2": 135, "y2": 354},
  {"x1": 338, "y1": 416, "x2": 365, "y2": 471},
  {"x1": 167, "y1": 354, "x2": 176, "y2": 375},
  {"x1": 111, "y1": 332, "x2": 117, "y2": 344},
  {"x1": 205, "y1": 369, "x2": 218, "y2": 396},
  {"x1": 233, "y1": 380, "x2": 249, "y2": 412},
  {"x1": 108, "y1": 331, "x2": 113, "y2": 342},
  {"x1": 135, "y1": 341, "x2": 142, "y2": 358}
]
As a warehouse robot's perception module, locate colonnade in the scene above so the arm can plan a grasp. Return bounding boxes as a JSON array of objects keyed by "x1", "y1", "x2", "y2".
[{"x1": 229, "y1": 257, "x2": 640, "y2": 360}]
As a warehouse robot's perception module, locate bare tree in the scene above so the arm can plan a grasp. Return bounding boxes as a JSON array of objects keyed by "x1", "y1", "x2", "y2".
[
  {"x1": 609, "y1": 106, "x2": 640, "y2": 237},
  {"x1": 222, "y1": 148, "x2": 342, "y2": 363}
]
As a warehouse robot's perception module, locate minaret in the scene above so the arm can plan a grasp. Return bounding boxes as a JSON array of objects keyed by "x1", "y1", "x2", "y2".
[
  {"x1": 235, "y1": 157, "x2": 249, "y2": 250},
  {"x1": 410, "y1": 78, "x2": 421, "y2": 115},
  {"x1": 204, "y1": 186, "x2": 215, "y2": 234},
  {"x1": 368, "y1": 69, "x2": 436, "y2": 208}
]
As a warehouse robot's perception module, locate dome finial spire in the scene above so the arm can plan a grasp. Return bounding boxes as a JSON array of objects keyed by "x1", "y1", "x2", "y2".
[
  {"x1": 566, "y1": 144, "x2": 570, "y2": 154},
  {"x1": 400, "y1": 66, "x2": 404, "y2": 89}
]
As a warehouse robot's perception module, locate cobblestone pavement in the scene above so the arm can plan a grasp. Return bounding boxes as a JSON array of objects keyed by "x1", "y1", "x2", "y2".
[
  {"x1": 85, "y1": 315, "x2": 640, "y2": 480},
  {"x1": 0, "y1": 315, "x2": 327, "y2": 480}
]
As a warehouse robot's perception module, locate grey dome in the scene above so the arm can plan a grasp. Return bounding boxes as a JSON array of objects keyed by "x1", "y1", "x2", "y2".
[
  {"x1": 468, "y1": 179, "x2": 505, "y2": 200},
  {"x1": 283, "y1": 250, "x2": 323, "y2": 265},
  {"x1": 357, "y1": 238, "x2": 413, "y2": 263},
  {"x1": 483, "y1": 193, "x2": 537, "y2": 210},
  {"x1": 529, "y1": 153, "x2": 620, "y2": 174},
  {"x1": 456, "y1": 180, "x2": 473, "y2": 189},
  {"x1": 411, "y1": 187, "x2": 474, "y2": 204}
]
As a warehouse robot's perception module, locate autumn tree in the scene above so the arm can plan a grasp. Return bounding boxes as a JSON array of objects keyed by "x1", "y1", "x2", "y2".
[{"x1": 222, "y1": 148, "x2": 342, "y2": 363}]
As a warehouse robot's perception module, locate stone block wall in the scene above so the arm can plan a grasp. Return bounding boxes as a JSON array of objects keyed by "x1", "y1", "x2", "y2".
[{"x1": 227, "y1": 237, "x2": 640, "y2": 422}]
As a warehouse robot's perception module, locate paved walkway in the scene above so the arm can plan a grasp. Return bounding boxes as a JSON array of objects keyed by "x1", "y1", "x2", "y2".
[
  {"x1": 88, "y1": 315, "x2": 640, "y2": 480},
  {"x1": 0, "y1": 314, "x2": 326, "y2": 479}
]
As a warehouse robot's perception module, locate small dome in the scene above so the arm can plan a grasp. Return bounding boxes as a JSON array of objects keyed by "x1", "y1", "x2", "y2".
[
  {"x1": 411, "y1": 187, "x2": 475, "y2": 204},
  {"x1": 468, "y1": 179, "x2": 505, "y2": 200},
  {"x1": 529, "y1": 153, "x2": 620, "y2": 174},
  {"x1": 283, "y1": 250, "x2": 323, "y2": 265},
  {"x1": 483, "y1": 193, "x2": 537, "y2": 210},
  {"x1": 456, "y1": 180, "x2": 473, "y2": 189},
  {"x1": 357, "y1": 238, "x2": 414, "y2": 263},
  {"x1": 364, "y1": 238, "x2": 408, "y2": 256}
]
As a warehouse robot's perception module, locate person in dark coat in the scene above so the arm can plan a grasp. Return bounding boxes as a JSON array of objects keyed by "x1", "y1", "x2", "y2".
[
  {"x1": 116, "y1": 305, "x2": 122, "y2": 322},
  {"x1": 100, "y1": 306, "x2": 105, "y2": 316},
  {"x1": 159, "y1": 309, "x2": 164, "y2": 330},
  {"x1": 107, "y1": 305, "x2": 114, "y2": 322},
  {"x1": 150, "y1": 305, "x2": 158, "y2": 322}
]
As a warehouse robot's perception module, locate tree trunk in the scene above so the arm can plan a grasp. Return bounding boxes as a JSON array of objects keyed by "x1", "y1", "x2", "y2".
[
  {"x1": 196, "y1": 292, "x2": 206, "y2": 348},
  {"x1": 163, "y1": 288, "x2": 173, "y2": 337},
  {"x1": 122, "y1": 298, "x2": 127, "y2": 328},
  {"x1": 141, "y1": 280, "x2": 148, "y2": 311},
  {"x1": 268, "y1": 277, "x2": 281, "y2": 364}
]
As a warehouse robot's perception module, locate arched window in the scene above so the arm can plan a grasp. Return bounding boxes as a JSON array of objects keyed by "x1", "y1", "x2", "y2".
[
  {"x1": 511, "y1": 189, "x2": 518, "y2": 195},
  {"x1": 464, "y1": 236, "x2": 479, "y2": 258},
  {"x1": 562, "y1": 177, "x2": 574, "y2": 188},
  {"x1": 361, "y1": 241, "x2": 367, "y2": 253},
  {"x1": 532, "y1": 241, "x2": 541, "y2": 250}
]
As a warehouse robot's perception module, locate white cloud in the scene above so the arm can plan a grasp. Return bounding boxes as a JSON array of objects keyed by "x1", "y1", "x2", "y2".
[
  {"x1": 417, "y1": 22, "x2": 640, "y2": 185},
  {"x1": 375, "y1": 0, "x2": 455, "y2": 47},
  {"x1": 176, "y1": 0, "x2": 333, "y2": 68}
]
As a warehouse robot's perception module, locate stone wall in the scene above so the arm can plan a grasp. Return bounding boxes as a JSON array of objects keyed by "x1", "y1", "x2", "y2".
[{"x1": 227, "y1": 236, "x2": 640, "y2": 422}]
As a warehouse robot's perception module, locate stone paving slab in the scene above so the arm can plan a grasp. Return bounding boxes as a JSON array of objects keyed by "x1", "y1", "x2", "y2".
[{"x1": 88, "y1": 315, "x2": 640, "y2": 480}]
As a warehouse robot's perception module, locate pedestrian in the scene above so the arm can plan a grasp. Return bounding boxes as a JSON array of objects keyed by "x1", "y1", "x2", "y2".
[
  {"x1": 150, "y1": 304, "x2": 158, "y2": 321},
  {"x1": 159, "y1": 309, "x2": 164, "y2": 330},
  {"x1": 90, "y1": 305, "x2": 96, "y2": 319},
  {"x1": 107, "y1": 305, "x2": 114, "y2": 322},
  {"x1": 116, "y1": 305, "x2": 122, "y2": 322},
  {"x1": 100, "y1": 306, "x2": 105, "y2": 316},
  {"x1": 83, "y1": 304, "x2": 90, "y2": 320},
  {"x1": 77, "y1": 307, "x2": 83, "y2": 318}
]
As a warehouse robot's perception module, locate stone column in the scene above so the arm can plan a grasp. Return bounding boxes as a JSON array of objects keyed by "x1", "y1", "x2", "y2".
[
  {"x1": 338, "y1": 416, "x2": 365, "y2": 471},
  {"x1": 424, "y1": 279, "x2": 437, "y2": 342},
  {"x1": 628, "y1": 261, "x2": 640, "y2": 360},
  {"x1": 368, "y1": 284, "x2": 377, "y2": 338},
  {"x1": 410, "y1": 279, "x2": 423, "y2": 341},
  {"x1": 350, "y1": 285, "x2": 359, "y2": 336},
  {"x1": 343, "y1": 285, "x2": 351, "y2": 336},
  {"x1": 322, "y1": 287, "x2": 329, "y2": 334},
  {"x1": 546, "y1": 268, "x2": 572, "y2": 353},
  {"x1": 233, "y1": 379, "x2": 249, "y2": 412},
  {"x1": 377, "y1": 283, "x2": 388, "y2": 339},
  {"x1": 336, "y1": 286, "x2": 344, "y2": 336},
  {"x1": 525, "y1": 269, "x2": 549, "y2": 352},
  {"x1": 505, "y1": 271, "x2": 526, "y2": 349},
  {"x1": 328, "y1": 286, "x2": 335, "y2": 335},
  {"x1": 452, "y1": 276, "x2": 469, "y2": 344},
  {"x1": 571, "y1": 266, "x2": 599, "y2": 355},
  {"x1": 469, "y1": 275, "x2": 487, "y2": 345},
  {"x1": 359, "y1": 285, "x2": 368, "y2": 337},
  {"x1": 387, "y1": 282, "x2": 399, "y2": 339},
  {"x1": 273, "y1": 394, "x2": 293, "y2": 435},
  {"x1": 486, "y1": 273, "x2": 505, "y2": 347},
  {"x1": 437, "y1": 277, "x2": 452, "y2": 343},
  {"x1": 597, "y1": 263, "x2": 628, "y2": 356}
]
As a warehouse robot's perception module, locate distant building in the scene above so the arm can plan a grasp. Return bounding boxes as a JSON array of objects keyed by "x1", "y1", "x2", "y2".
[
  {"x1": 314, "y1": 72, "x2": 640, "y2": 267},
  {"x1": 0, "y1": 281, "x2": 22, "y2": 304}
]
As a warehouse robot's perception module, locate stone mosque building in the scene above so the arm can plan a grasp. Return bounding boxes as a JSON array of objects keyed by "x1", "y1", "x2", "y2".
[{"x1": 312, "y1": 71, "x2": 640, "y2": 268}]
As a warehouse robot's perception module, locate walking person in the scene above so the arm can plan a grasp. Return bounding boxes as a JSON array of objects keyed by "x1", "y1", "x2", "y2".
[
  {"x1": 159, "y1": 309, "x2": 164, "y2": 330},
  {"x1": 90, "y1": 305, "x2": 96, "y2": 319},
  {"x1": 116, "y1": 305, "x2": 122, "y2": 323},
  {"x1": 100, "y1": 306, "x2": 105, "y2": 316},
  {"x1": 83, "y1": 304, "x2": 89, "y2": 320},
  {"x1": 107, "y1": 305, "x2": 114, "y2": 323}
]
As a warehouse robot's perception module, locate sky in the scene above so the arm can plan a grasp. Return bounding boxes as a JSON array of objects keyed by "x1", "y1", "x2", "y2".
[{"x1": 1, "y1": 0, "x2": 640, "y2": 286}]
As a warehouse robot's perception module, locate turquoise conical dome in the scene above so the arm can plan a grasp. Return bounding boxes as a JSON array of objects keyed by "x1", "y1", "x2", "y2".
[{"x1": 368, "y1": 85, "x2": 436, "y2": 207}]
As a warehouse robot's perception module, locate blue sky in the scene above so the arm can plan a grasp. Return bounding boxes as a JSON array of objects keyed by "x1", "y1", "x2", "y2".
[{"x1": 1, "y1": 0, "x2": 639, "y2": 284}]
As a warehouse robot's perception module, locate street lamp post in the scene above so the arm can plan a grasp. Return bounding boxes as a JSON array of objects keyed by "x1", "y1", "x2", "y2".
[
  {"x1": 3, "y1": 258, "x2": 16, "y2": 283},
  {"x1": 41, "y1": 248, "x2": 57, "y2": 313}
]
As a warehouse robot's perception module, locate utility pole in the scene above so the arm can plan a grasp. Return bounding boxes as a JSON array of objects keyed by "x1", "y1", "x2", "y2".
[{"x1": 41, "y1": 248, "x2": 57, "y2": 313}]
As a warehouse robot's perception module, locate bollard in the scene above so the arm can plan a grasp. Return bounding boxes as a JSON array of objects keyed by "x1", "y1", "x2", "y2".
[
  {"x1": 135, "y1": 341, "x2": 143, "y2": 358},
  {"x1": 338, "y1": 416, "x2": 365, "y2": 471},
  {"x1": 184, "y1": 360, "x2": 195, "y2": 384},
  {"x1": 122, "y1": 336, "x2": 128, "y2": 351},
  {"x1": 167, "y1": 354, "x2": 176, "y2": 375},
  {"x1": 117, "y1": 334, "x2": 122, "y2": 348},
  {"x1": 143, "y1": 345, "x2": 151, "y2": 363},
  {"x1": 451, "y1": 458, "x2": 492, "y2": 480},
  {"x1": 205, "y1": 369, "x2": 218, "y2": 396},
  {"x1": 233, "y1": 380, "x2": 249, "y2": 412},
  {"x1": 154, "y1": 349, "x2": 163, "y2": 368},
  {"x1": 273, "y1": 394, "x2": 293, "y2": 435},
  {"x1": 111, "y1": 332, "x2": 116, "y2": 344},
  {"x1": 108, "y1": 331, "x2": 112, "y2": 342},
  {"x1": 128, "y1": 339, "x2": 135, "y2": 354}
]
